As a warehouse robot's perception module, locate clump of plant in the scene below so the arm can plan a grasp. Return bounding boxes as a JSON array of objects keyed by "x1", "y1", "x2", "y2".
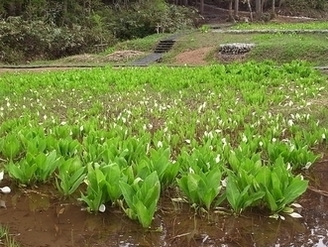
[
  {"x1": 6, "y1": 151, "x2": 61, "y2": 186},
  {"x1": 0, "y1": 133, "x2": 22, "y2": 161},
  {"x1": 80, "y1": 162, "x2": 123, "y2": 213},
  {"x1": 55, "y1": 157, "x2": 86, "y2": 197},
  {"x1": 255, "y1": 157, "x2": 308, "y2": 218},
  {"x1": 119, "y1": 172, "x2": 161, "y2": 228},
  {"x1": 0, "y1": 224, "x2": 20, "y2": 247},
  {"x1": 225, "y1": 153, "x2": 266, "y2": 215}
]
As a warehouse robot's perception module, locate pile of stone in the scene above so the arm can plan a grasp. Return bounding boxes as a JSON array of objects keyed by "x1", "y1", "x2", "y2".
[{"x1": 219, "y1": 43, "x2": 255, "y2": 55}]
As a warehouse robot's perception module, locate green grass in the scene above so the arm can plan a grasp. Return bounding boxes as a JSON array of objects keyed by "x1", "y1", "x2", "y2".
[
  {"x1": 0, "y1": 225, "x2": 20, "y2": 247},
  {"x1": 249, "y1": 33, "x2": 328, "y2": 65},
  {"x1": 233, "y1": 21, "x2": 328, "y2": 30},
  {"x1": 5, "y1": 26, "x2": 328, "y2": 67},
  {"x1": 161, "y1": 31, "x2": 328, "y2": 66},
  {"x1": 161, "y1": 32, "x2": 254, "y2": 63}
]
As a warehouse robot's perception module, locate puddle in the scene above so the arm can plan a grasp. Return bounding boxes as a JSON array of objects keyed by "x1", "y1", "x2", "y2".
[{"x1": 1, "y1": 162, "x2": 328, "y2": 247}]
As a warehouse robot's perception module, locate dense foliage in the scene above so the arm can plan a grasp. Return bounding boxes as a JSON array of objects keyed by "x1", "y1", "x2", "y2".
[
  {"x1": 282, "y1": 0, "x2": 327, "y2": 11},
  {"x1": 0, "y1": 62, "x2": 327, "y2": 226},
  {"x1": 0, "y1": 0, "x2": 200, "y2": 64},
  {"x1": 0, "y1": 0, "x2": 326, "y2": 64}
]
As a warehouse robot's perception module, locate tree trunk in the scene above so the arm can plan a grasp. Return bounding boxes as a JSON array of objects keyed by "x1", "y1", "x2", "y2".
[
  {"x1": 184, "y1": 0, "x2": 188, "y2": 6},
  {"x1": 200, "y1": 0, "x2": 204, "y2": 14},
  {"x1": 234, "y1": 0, "x2": 239, "y2": 19},
  {"x1": 255, "y1": 0, "x2": 263, "y2": 18},
  {"x1": 272, "y1": 0, "x2": 276, "y2": 16},
  {"x1": 245, "y1": 0, "x2": 253, "y2": 21},
  {"x1": 228, "y1": 0, "x2": 234, "y2": 22}
]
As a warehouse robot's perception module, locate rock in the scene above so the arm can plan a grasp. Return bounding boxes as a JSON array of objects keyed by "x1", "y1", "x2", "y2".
[{"x1": 219, "y1": 43, "x2": 255, "y2": 55}]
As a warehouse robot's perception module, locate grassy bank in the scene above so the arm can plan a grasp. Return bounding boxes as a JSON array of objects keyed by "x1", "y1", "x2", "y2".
[
  {"x1": 232, "y1": 21, "x2": 328, "y2": 30},
  {"x1": 10, "y1": 21, "x2": 328, "y2": 67},
  {"x1": 161, "y1": 31, "x2": 328, "y2": 66}
]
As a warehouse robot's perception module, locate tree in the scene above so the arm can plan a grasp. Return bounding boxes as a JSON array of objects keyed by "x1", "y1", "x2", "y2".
[
  {"x1": 272, "y1": 0, "x2": 276, "y2": 16},
  {"x1": 228, "y1": 0, "x2": 233, "y2": 21},
  {"x1": 255, "y1": 0, "x2": 263, "y2": 18},
  {"x1": 234, "y1": 0, "x2": 239, "y2": 19},
  {"x1": 242, "y1": 0, "x2": 253, "y2": 21},
  {"x1": 200, "y1": 0, "x2": 204, "y2": 14}
]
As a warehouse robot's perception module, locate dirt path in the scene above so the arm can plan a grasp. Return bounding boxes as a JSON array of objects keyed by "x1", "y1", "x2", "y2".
[{"x1": 174, "y1": 47, "x2": 214, "y2": 65}]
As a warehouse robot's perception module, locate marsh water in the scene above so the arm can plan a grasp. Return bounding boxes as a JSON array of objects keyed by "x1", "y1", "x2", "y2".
[{"x1": 0, "y1": 160, "x2": 328, "y2": 247}]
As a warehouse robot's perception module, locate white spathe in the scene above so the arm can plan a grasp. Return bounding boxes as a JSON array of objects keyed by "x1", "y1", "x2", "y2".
[{"x1": 0, "y1": 186, "x2": 11, "y2": 194}]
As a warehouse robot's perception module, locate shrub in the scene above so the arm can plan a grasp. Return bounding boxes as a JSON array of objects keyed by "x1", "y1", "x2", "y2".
[
  {"x1": 108, "y1": 1, "x2": 200, "y2": 40},
  {"x1": 0, "y1": 17, "x2": 116, "y2": 63}
]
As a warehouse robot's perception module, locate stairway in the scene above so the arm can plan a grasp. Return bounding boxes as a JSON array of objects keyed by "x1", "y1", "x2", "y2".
[
  {"x1": 154, "y1": 40, "x2": 176, "y2": 53},
  {"x1": 130, "y1": 36, "x2": 178, "y2": 66}
]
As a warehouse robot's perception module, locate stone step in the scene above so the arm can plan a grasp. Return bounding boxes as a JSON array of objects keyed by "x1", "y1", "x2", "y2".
[{"x1": 154, "y1": 40, "x2": 176, "y2": 53}]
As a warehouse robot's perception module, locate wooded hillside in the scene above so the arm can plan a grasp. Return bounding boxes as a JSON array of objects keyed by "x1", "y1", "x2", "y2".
[{"x1": 0, "y1": 0, "x2": 326, "y2": 64}]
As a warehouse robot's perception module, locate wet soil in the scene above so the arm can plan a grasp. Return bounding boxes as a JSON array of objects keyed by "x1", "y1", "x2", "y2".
[{"x1": 1, "y1": 161, "x2": 328, "y2": 247}]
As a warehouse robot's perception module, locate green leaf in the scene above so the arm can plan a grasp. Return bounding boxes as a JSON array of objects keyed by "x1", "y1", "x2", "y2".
[
  {"x1": 135, "y1": 200, "x2": 153, "y2": 228},
  {"x1": 228, "y1": 152, "x2": 239, "y2": 172},
  {"x1": 68, "y1": 167, "x2": 86, "y2": 195},
  {"x1": 140, "y1": 174, "x2": 160, "y2": 208},
  {"x1": 119, "y1": 181, "x2": 135, "y2": 210},
  {"x1": 255, "y1": 166, "x2": 270, "y2": 188},
  {"x1": 187, "y1": 174, "x2": 199, "y2": 193},
  {"x1": 2, "y1": 134, "x2": 21, "y2": 160},
  {"x1": 226, "y1": 174, "x2": 241, "y2": 213},
  {"x1": 283, "y1": 177, "x2": 308, "y2": 205},
  {"x1": 244, "y1": 191, "x2": 265, "y2": 208},
  {"x1": 104, "y1": 163, "x2": 122, "y2": 202},
  {"x1": 265, "y1": 189, "x2": 278, "y2": 212}
]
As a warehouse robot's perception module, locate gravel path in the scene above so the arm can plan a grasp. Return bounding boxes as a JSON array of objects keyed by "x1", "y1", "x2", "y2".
[{"x1": 130, "y1": 53, "x2": 163, "y2": 66}]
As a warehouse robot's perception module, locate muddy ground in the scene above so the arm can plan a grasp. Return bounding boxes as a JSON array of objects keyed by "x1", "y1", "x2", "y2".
[{"x1": 0, "y1": 159, "x2": 328, "y2": 247}]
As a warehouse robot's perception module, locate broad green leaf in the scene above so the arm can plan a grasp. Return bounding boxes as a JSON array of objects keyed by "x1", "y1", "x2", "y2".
[
  {"x1": 228, "y1": 152, "x2": 239, "y2": 172},
  {"x1": 283, "y1": 178, "x2": 308, "y2": 205},
  {"x1": 141, "y1": 180, "x2": 160, "y2": 207},
  {"x1": 265, "y1": 190, "x2": 278, "y2": 212},
  {"x1": 177, "y1": 176, "x2": 190, "y2": 200},
  {"x1": 119, "y1": 181, "x2": 135, "y2": 210},
  {"x1": 226, "y1": 174, "x2": 241, "y2": 213},
  {"x1": 187, "y1": 174, "x2": 200, "y2": 193},
  {"x1": 135, "y1": 200, "x2": 153, "y2": 228},
  {"x1": 2, "y1": 134, "x2": 21, "y2": 160},
  {"x1": 271, "y1": 172, "x2": 283, "y2": 199},
  {"x1": 244, "y1": 191, "x2": 265, "y2": 208},
  {"x1": 255, "y1": 167, "x2": 270, "y2": 188},
  {"x1": 104, "y1": 163, "x2": 122, "y2": 202},
  {"x1": 68, "y1": 167, "x2": 86, "y2": 195}
]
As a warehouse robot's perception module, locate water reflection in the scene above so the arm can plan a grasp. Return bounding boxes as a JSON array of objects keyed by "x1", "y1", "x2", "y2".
[{"x1": 1, "y1": 167, "x2": 328, "y2": 247}]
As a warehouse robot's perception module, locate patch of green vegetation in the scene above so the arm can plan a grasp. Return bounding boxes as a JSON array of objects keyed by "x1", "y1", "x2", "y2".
[
  {"x1": 249, "y1": 33, "x2": 328, "y2": 65},
  {"x1": 0, "y1": 225, "x2": 20, "y2": 247},
  {"x1": 0, "y1": 63, "x2": 327, "y2": 223},
  {"x1": 161, "y1": 31, "x2": 328, "y2": 65},
  {"x1": 161, "y1": 32, "x2": 254, "y2": 63},
  {"x1": 233, "y1": 21, "x2": 328, "y2": 30}
]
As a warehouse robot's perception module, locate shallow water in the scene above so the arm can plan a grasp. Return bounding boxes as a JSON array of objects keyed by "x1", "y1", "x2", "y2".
[{"x1": 1, "y1": 162, "x2": 328, "y2": 247}]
